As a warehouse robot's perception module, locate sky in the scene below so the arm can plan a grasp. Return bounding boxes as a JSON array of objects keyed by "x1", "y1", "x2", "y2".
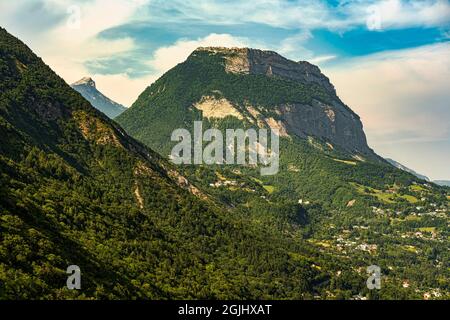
[{"x1": 0, "y1": 0, "x2": 449, "y2": 180}]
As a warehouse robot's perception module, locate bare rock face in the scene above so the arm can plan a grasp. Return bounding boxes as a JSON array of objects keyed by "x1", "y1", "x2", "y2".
[{"x1": 195, "y1": 47, "x2": 376, "y2": 159}]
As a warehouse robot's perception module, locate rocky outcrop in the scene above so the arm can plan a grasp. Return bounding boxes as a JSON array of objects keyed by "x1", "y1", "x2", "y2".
[
  {"x1": 196, "y1": 47, "x2": 336, "y2": 94},
  {"x1": 72, "y1": 76, "x2": 96, "y2": 87},
  {"x1": 194, "y1": 96, "x2": 244, "y2": 119}
]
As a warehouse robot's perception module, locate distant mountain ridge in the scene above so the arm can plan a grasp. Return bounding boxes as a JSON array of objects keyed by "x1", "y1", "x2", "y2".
[
  {"x1": 114, "y1": 46, "x2": 450, "y2": 301},
  {"x1": 385, "y1": 158, "x2": 430, "y2": 181},
  {"x1": 117, "y1": 46, "x2": 378, "y2": 160},
  {"x1": 71, "y1": 76, "x2": 126, "y2": 118}
]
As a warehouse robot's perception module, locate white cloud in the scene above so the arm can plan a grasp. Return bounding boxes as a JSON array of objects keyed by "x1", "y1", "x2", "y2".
[
  {"x1": 93, "y1": 73, "x2": 156, "y2": 107},
  {"x1": 277, "y1": 32, "x2": 338, "y2": 65},
  {"x1": 346, "y1": 0, "x2": 450, "y2": 31},
  {"x1": 80, "y1": 33, "x2": 252, "y2": 106},
  {"x1": 143, "y1": 0, "x2": 348, "y2": 30},
  {"x1": 278, "y1": 31, "x2": 313, "y2": 58}
]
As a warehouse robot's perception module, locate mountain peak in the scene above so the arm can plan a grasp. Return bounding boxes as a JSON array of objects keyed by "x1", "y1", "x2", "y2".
[
  {"x1": 192, "y1": 46, "x2": 335, "y2": 94},
  {"x1": 72, "y1": 76, "x2": 96, "y2": 88}
]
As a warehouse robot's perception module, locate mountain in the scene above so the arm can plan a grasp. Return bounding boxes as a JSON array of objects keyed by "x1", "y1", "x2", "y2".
[
  {"x1": 434, "y1": 180, "x2": 450, "y2": 187},
  {"x1": 385, "y1": 158, "x2": 430, "y2": 181},
  {"x1": 116, "y1": 46, "x2": 450, "y2": 299},
  {"x1": 116, "y1": 46, "x2": 424, "y2": 212},
  {"x1": 1, "y1": 28, "x2": 351, "y2": 299},
  {"x1": 1, "y1": 27, "x2": 449, "y2": 300},
  {"x1": 71, "y1": 77, "x2": 126, "y2": 118}
]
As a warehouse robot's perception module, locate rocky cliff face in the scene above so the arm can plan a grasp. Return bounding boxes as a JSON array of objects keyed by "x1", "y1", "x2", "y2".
[{"x1": 193, "y1": 47, "x2": 376, "y2": 159}]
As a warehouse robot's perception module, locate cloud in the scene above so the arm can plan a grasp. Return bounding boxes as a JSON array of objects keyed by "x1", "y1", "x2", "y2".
[
  {"x1": 309, "y1": 55, "x2": 338, "y2": 64},
  {"x1": 138, "y1": 0, "x2": 346, "y2": 30},
  {"x1": 0, "y1": 1, "x2": 65, "y2": 39},
  {"x1": 0, "y1": 0, "x2": 154, "y2": 106},
  {"x1": 326, "y1": 42, "x2": 450, "y2": 142},
  {"x1": 278, "y1": 31, "x2": 313, "y2": 57},
  {"x1": 147, "y1": 33, "x2": 252, "y2": 74},
  {"x1": 136, "y1": 0, "x2": 450, "y2": 31},
  {"x1": 277, "y1": 31, "x2": 339, "y2": 65}
]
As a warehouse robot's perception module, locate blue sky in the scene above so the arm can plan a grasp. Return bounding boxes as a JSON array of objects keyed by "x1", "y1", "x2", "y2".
[
  {"x1": 0, "y1": 0, "x2": 449, "y2": 180},
  {"x1": 86, "y1": 0, "x2": 450, "y2": 76}
]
